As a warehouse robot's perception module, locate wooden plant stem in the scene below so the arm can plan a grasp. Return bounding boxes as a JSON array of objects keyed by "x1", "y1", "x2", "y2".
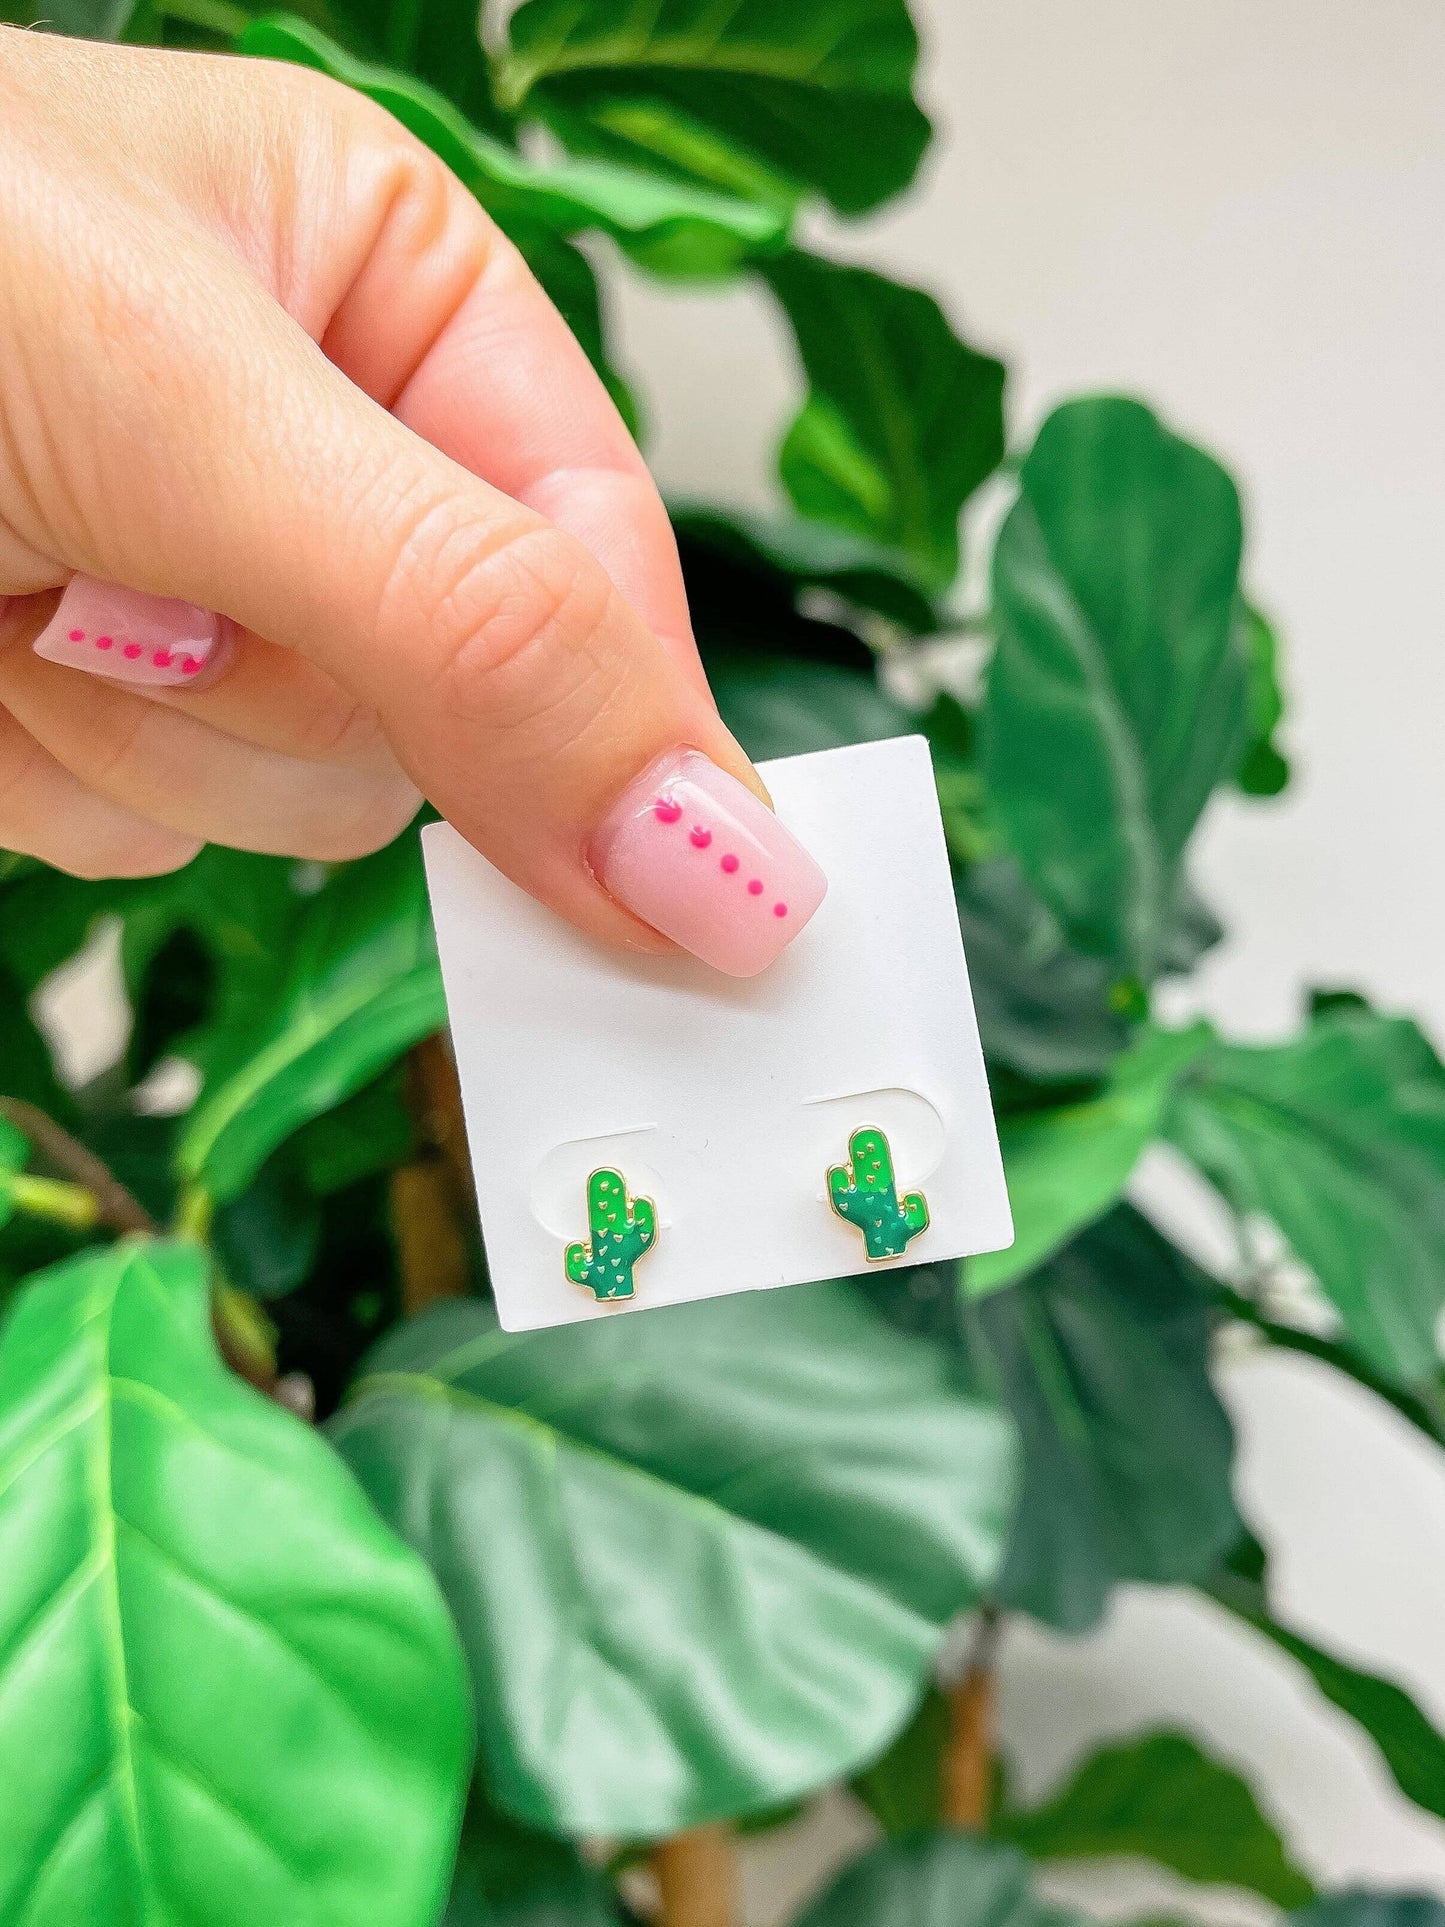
[
  {"x1": 0, "y1": 1096, "x2": 154, "y2": 1233},
  {"x1": 652, "y1": 1826, "x2": 740, "y2": 1927},
  {"x1": 390, "y1": 1032, "x2": 474, "y2": 1316},
  {"x1": 941, "y1": 1612, "x2": 1000, "y2": 1831},
  {"x1": 390, "y1": 1160, "x2": 470, "y2": 1314}
]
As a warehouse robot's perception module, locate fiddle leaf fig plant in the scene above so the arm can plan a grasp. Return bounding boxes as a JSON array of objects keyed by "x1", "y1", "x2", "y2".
[{"x1": 2, "y1": 0, "x2": 1442, "y2": 1921}]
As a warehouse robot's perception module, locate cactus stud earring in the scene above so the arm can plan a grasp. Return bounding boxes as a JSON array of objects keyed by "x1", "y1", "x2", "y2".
[
  {"x1": 565, "y1": 1168, "x2": 657, "y2": 1301},
  {"x1": 827, "y1": 1126, "x2": 929, "y2": 1261}
]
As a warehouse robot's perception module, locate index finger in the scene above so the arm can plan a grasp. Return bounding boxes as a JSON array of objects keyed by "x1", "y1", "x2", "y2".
[{"x1": 314, "y1": 130, "x2": 702, "y2": 686}]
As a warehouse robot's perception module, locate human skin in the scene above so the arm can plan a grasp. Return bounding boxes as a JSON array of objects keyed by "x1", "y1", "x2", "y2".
[{"x1": 0, "y1": 29, "x2": 824, "y2": 975}]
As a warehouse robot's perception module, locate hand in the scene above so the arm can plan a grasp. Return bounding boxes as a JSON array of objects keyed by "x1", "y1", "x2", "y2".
[{"x1": 0, "y1": 30, "x2": 824, "y2": 976}]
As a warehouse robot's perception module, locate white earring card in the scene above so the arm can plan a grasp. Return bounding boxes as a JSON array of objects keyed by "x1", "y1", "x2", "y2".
[{"x1": 422, "y1": 736, "x2": 1013, "y2": 1332}]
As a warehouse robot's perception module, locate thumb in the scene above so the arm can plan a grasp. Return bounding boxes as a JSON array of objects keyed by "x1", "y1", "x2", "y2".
[{"x1": 6, "y1": 50, "x2": 826, "y2": 977}]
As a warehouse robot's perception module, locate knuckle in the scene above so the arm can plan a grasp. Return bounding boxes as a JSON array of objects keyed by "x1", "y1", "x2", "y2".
[
  {"x1": 290, "y1": 690, "x2": 392, "y2": 768},
  {"x1": 427, "y1": 522, "x2": 619, "y2": 732},
  {"x1": 295, "y1": 777, "x2": 421, "y2": 863}
]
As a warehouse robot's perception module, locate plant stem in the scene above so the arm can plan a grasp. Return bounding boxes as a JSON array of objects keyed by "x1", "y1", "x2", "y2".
[
  {"x1": 651, "y1": 1826, "x2": 740, "y2": 1927},
  {"x1": 0, "y1": 1097, "x2": 154, "y2": 1233},
  {"x1": 3, "y1": 1172, "x2": 99, "y2": 1230},
  {"x1": 390, "y1": 1034, "x2": 474, "y2": 1315},
  {"x1": 390, "y1": 1161, "x2": 470, "y2": 1314},
  {"x1": 941, "y1": 1610, "x2": 999, "y2": 1830}
]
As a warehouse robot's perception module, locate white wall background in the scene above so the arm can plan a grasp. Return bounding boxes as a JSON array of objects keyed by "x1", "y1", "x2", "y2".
[{"x1": 604, "y1": 0, "x2": 1445, "y2": 1906}]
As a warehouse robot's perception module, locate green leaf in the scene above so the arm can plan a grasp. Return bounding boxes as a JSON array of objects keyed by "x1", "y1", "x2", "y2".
[
  {"x1": 1236, "y1": 602, "x2": 1291, "y2": 796},
  {"x1": 242, "y1": 17, "x2": 786, "y2": 278},
  {"x1": 1165, "y1": 1004, "x2": 1445, "y2": 1386},
  {"x1": 0, "y1": 850, "x2": 41, "y2": 884},
  {"x1": 290, "y1": 1062, "x2": 414, "y2": 1195},
  {"x1": 331, "y1": 1282, "x2": 1016, "y2": 1836},
  {"x1": 1291, "y1": 1895, "x2": 1445, "y2": 1927},
  {"x1": 0, "y1": 1239, "x2": 471, "y2": 1925},
  {"x1": 1211, "y1": 1548, "x2": 1445, "y2": 1827},
  {"x1": 176, "y1": 831, "x2": 445, "y2": 1204},
  {"x1": 969, "y1": 1023, "x2": 1211, "y2": 1295},
  {"x1": 996, "y1": 1731, "x2": 1314, "y2": 1908},
  {"x1": 497, "y1": 0, "x2": 931, "y2": 218},
  {"x1": 709, "y1": 651, "x2": 916, "y2": 762},
  {"x1": 849, "y1": 1687, "x2": 948, "y2": 1838},
  {"x1": 955, "y1": 859, "x2": 1132, "y2": 1085},
  {"x1": 984, "y1": 396, "x2": 1248, "y2": 983},
  {"x1": 766, "y1": 255, "x2": 1006, "y2": 588},
  {"x1": 0, "y1": 962, "x2": 74, "y2": 1123},
  {"x1": 0, "y1": 0, "x2": 136, "y2": 34},
  {"x1": 671, "y1": 503, "x2": 940, "y2": 634},
  {"x1": 212, "y1": 1155, "x2": 323, "y2": 1300},
  {"x1": 328, "y1": 0, "x2": 503, "y2": 130},
  {"x1": 0, "y1": 1115, "x2": 28, "y2": 1232},
  {"x1": 445, "y1": 1798, "x2": 624, "y2": 1926},
  {"x1": 963, "y1": 1205, "x2": 1240, "y2": 1632},
  {"x1": 792, "y1": 1831, "x2": 1081, "y2": 1927}
]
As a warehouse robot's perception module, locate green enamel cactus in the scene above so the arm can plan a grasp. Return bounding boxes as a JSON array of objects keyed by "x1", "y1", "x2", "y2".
[
  {"x1": 565, "y1": 1168, "x2": 657, "y2": 1300},
  {"x1": 828, "y1": 1127, "x2": 929, "y2": 1261}
]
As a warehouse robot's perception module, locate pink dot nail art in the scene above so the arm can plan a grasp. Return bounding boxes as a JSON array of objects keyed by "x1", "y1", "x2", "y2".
[
  {"x1": 122, "y1": 643, "x2": 143, "y2": 660},
  {"x1": 591, "y1": 747, "x2": 826, "y2": 976},
  {"x1": 181, "y1": 655, "x2": 204, "y2": 675},
  {"x1": 152, "y1": 650, "x2": 173, "y2": 668},
  {"x1": 68, "y1": 629, "x2": 85, "y2": 643},
  {"x1": 96, "y1": 636, "x2": 114, "y2": 651}
]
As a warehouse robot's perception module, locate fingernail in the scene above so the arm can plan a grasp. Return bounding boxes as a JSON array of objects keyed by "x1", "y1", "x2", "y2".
[
  {"x1": 590, "y1": 749, "x2": 827, "y2": 977},
  {"x1": 33, "y1": 576, "x2": 226, "y2": 688}
]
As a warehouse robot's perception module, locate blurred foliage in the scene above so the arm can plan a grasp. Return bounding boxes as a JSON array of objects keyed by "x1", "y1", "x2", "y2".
[{"x1": 1, "y1": 0, "x2": 1441, "y2": 1921}]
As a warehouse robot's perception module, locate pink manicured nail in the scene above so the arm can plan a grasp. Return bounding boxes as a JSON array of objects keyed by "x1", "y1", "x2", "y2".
[
  {"x1": 590, "y1": 749, "x2": 827, "y2": 977},
  {"x1": 33, "y1": 576, "x2": 226, "y2": 688}
]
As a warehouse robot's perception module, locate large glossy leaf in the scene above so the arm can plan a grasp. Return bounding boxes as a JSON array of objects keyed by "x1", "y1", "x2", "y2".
[
  {"x1": 970, "y1": 1023, "x2": 1210, "y2": 1295},
  {"x1": 955, "y1": 859, "x2": 1131, "y2": 1085},
  {"x1": 328, "y1": 0, "x2": 502, "y2": 130},
  {"x1": 331, "y1": 1283, "x2": 1016, "y2": 1836},
  {"x1": 962, "y1": 1205, "x2": 1240, "y2": 1632},
  {"x1": 175, "y1": 832, "x2": 445, "y2": 1204},
  {"x1": 766, "y1": 255, "x2": 1006, "y2": 589},
  {"x1": 793, "y1": 1831, "x2": 1081, "y2": 1927},
  {"x1": 243, "y1": 18, "x2": 786, "y2": 279},
  {"x1": 496, "y1": 0, "x2": 930, "y2": 217},
  {"x1": 709, "y1": 651, "x2": 915, "y2": 762},
  {"x1": 0, "y1": 1239, "x2": 471, "y2": 1925},
  {"x1": 444, "y1": 1799, "x2": 623, "y2": 1926},
  {"x1": 984, "y1": 397, "x2": 1248, "y2": 983},
  {"x1": 996, "y1": 1731, "x2": 1314, "y2": 1907},
  {"x1": 1211, "y1": 1545, "x2": 1445, "y2": 1826},
  {"x1": 1165, "y1": 1005, "x2": 1445, "y2": 1386},
  {"x1": 671, "y1": 503, "x2": 939, "y2": 634},
  {"x1": 1292, "y1": 1897, "x2": 1445, "y2": 1927},
  {"x1": 1236, "y1": 603, "x2": 1291, "y2": 797}
]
